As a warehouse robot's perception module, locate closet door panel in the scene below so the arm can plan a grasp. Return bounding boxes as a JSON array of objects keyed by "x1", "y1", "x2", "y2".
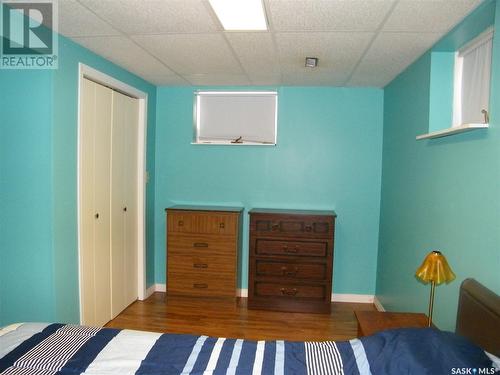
[
  {"x1": 80, "y1": 78, "x2": 97, "y2": 326},
  {"x1": 111, "y1": 91, "x2": 127, "y2": 317},
  {"x1": 93, "y1": 83, "x2": 113, "y2": 326},
  {"x1": 124, "y1": 95, "x2": 139, "y2": 305}
]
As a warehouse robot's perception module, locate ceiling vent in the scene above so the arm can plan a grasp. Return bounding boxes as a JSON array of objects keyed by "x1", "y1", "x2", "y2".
[{"x1": 305, "y1": 57, "x2": 318, "y2": 68}]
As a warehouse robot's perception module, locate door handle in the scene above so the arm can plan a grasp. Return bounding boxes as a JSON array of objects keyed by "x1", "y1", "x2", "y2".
[
  {"x1": 193, "y1": 263, "x2": 208, "y2": 268},
  {"x1": 193, "y1": 283, "x2": 208, "y2": 289},
  {"x1": 193, "y1": 242, "x2": 209, "y2": 248}
]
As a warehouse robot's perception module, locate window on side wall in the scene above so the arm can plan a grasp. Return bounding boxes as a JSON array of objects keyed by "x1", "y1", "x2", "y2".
[
  {"x1": 194, "y1": 91, "x2": 278, "y2": 145},
  {"x1": 453, "y1": 28, "x2": 493, "y2": 126}
]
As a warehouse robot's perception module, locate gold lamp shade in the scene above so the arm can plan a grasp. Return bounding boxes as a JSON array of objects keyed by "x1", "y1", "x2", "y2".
[
  {"x1": 415, "y1": 250, "x2": 456, "y2": 285},
  {"x1": 415, "y1": 250, "x2": 455, "y2": 327}
]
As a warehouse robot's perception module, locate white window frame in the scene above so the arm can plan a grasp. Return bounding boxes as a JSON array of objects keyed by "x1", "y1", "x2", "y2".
[
  {"x1": 193, "y1": 90, "x2": 278, "y2": 146},
  {"x1": 453, "y1": 27, "x2": 493, "y2": 127}
]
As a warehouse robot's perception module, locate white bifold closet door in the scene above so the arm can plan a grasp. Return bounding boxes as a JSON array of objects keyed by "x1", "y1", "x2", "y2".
[
  {"x1": 80, "y1": 77, "x2": 138, "y2": 327},
  {"x1": 111, "y1": 90, "x2": 139, "y2": 318}
]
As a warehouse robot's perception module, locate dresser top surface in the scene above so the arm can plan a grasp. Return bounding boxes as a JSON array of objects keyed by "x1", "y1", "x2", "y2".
[
  {"x1": 166, "y1": 205, "x2": 243, "y2": 213},
  {"x1": 249, "y1": 208, "x2": 337, "y2": 217}
]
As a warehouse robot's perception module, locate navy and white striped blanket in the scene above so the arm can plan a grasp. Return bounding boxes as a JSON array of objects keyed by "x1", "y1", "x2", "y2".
[{"x1": 0, "y1": 323, "x2": 495, "y2": 374}]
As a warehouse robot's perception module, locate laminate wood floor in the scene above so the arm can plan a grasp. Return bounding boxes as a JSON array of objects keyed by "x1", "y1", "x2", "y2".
[{"x1": 105, "y1": 293, "x2": 376, "y2": 341}]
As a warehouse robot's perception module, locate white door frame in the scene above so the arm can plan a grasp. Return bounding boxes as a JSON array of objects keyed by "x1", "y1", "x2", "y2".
[{"x1": 77, "y1": 63, "x2": 148, "y2": 324}]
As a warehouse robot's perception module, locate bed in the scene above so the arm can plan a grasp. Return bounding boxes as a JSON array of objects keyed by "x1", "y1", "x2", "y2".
[{"x1": 1, "y1": 278, "x2": 499, "y2": 375}]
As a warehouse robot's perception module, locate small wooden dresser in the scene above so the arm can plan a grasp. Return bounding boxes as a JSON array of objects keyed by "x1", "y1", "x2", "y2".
[
  {"x1": 166, "y1": 206, "x2": 242, "y2": 298},
  {"x1": 248, "y1": 208, "x2": 336, "y2": 313}
]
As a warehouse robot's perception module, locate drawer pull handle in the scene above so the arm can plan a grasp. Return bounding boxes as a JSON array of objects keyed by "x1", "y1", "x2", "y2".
[
  {"x1": 219, "y1": 222, "x2": 225, "y2": 229},
  {"x1": 193, "y1": 263, "x2": 208, "y2": 268},
  {"x1": 95, "y1": 213, "x2": 99, "y2": 219},
  {"x1": 305, "y1": 225, "x2": 312, "y2": 232},
  {"x1": 193, "y1": 242, "x2": 209, "y2": 248},
  {"x1": 283, "y1": 246, "x2": 298, "y2": 253},
  {"x1": 193, "y1": 283, "x2": 208, "y2": 289},
  {"x1": 280, "y1": 287, "x2": 298, "y2": 296},
  {"x1": 178, "y1": 220, "x2": 184, "y2": 227},
  {"x1": 281, "y1": 267, "x2": 298, "y2": 277},
  {"x1": 271, "y1": 223, "x2": 279, "y2": 231}
]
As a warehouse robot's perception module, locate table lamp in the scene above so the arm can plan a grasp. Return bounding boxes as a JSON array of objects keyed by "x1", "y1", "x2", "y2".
[{"x1": 415, "y1": 250, "x2": 456, "y2": 327}]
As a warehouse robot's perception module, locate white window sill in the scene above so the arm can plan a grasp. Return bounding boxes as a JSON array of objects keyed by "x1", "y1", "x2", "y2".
[
  {"x1": 416, "y1": 123, "x2": 489, "y2": 140},
  {"x1": 191, "y1": 141, "x2": 276, "y2": 146}
]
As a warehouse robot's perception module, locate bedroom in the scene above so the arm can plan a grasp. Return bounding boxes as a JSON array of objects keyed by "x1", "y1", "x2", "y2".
[{"x1": 0, "y1": 0, "x2": 499, "y2": 373}]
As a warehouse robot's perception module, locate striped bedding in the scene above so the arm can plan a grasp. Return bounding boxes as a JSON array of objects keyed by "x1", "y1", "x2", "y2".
[{"x1": 0, "y1": 323, "x2": 495, "y2": 375}]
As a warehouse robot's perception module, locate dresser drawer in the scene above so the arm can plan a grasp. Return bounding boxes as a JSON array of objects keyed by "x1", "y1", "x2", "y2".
[
  {"x1": 254, "y1": 239, "x2": 327, "y2": 257},
  {"x1": 167, "y1": 210, "x2": 238, "y2": 235},
  {"x1": 254, "y1": 281, "x2": 327, "y2": 300},
  {"x1": 255, "y1": 259, "x2": 327, "y2": 280},
  {"x1": 168, "y1": 272, "x2": 235, "y2": 297},
  {"x1": 168, "y1": 233, "x2": 235, "y2": 256},
  {"x1": 250, "y1": 214, "x2": 333, "y2": 239},
  {"x1": 168, "y1": 253, "x2": 235, "y2": 275}
]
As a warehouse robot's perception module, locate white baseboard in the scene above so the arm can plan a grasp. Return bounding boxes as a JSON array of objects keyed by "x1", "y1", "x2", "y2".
[
  {"x1": 144, "y1": 283, "x2": 166, "y2": 298},
  {"x1": 237, "y1": 289, "x2": 248, "y2": 297},
  {"x1": 331, "y1": 293, "x2": 374, "y2": 303},
  {"x1": 373, "y1": 296, "x2": 386, "y2": 311},
  {"x1": 144, "y1": 284, "x2": 156, "y2": 299},
  {"x1": 155, "y1": 283, "x2": 166, "y2": 292}
]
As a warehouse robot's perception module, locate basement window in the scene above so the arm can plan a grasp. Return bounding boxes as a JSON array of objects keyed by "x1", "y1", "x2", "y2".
[
  {"x1": 416, "y1": 28, "x2": 493, "y2": 140},
  {"x1": 193, "y1": 91, "x2": 278, "y2": 145},
  {"x1": 453, "y1": 28, "x2": 493, "y2": 126}
]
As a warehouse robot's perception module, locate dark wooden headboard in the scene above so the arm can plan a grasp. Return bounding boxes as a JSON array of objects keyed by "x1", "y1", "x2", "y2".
[{"x1": 456, "y1": 278, "x2": 500, "y2": 356}]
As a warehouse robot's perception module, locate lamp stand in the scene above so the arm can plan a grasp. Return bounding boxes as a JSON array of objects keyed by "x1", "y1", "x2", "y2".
[{"x1": 428, "y1": 280, "x2": 436, "y2": 327}]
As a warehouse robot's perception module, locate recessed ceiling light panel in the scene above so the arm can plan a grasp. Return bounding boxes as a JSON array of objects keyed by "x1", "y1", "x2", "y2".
[
  {"x1": 305, "y1": 57, "x2": 318, "y2": 68},
  {"x1": 208, "y1": 0, "x2": 268, "y2": 31}
]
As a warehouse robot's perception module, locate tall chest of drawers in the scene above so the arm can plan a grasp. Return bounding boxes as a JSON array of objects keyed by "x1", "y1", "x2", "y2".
[
  {"x1": 166, "y1": 206, "x2": 242, "y2": 298},
  {"x1": 248, "y1": 209, "x2": 336, "y2": 313}
]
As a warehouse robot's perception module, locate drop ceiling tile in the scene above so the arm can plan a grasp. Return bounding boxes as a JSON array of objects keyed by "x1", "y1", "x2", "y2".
[
  {"x1": 275, "y1": 32, "x2": 373, "y2": 74},
  {"x1": 383, "y1": 0, "x2": 483, "y2": 33},
  {"x1": 132, "y1": 33, "x2": 243, "y2": 75},
  {"x1": 79, "y1": 0, "x2": 219, "y2": 35},
  {"x1": 58, "y1": 0, "x2": 120, "y2": 37},
  {"x1": 345, "y1": 71, "x2": 395, "y2": 88},
  {"x1": 281, "y1": 70, "x2": 348, "y2": 86},
  {"x1": 184, "y1": 74, "x2": 251, "y2": 86},
  {"x1": 267, "y1": 0, "x2": 395, "y2": 32},
  {"x1": 142, "y1": 75, "x2": 191, "y2": 86},
  {"x1": 225, "y1": 32, "x2": 280, "y2": 75},
  {"x1": 348, "y1": 32, "x2": 441, "y2": 87},
  {"x1": 72, "y1": 36, "x2": 176, "y2": 78},
  {"x1": 248, "y1": 74, "x2": 282, "y2": 85}
]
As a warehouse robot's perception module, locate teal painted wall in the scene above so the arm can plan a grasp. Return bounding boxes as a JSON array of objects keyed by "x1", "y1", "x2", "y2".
[
  {"x1": 0, "y1": 33, "x2": 157, "y2": 325},
  {"x1": 377, "y1": 0, "x2": 500, "y2": 331},
  {"x1": 155, "y1": 87, "x2": 384, "y2": 294},
  {"x1": 0, "y1": 70, "x2": 55, "y2": 326},
  {"x1": 428, "y1": 52, "x2": 455, "y2": 132}
]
